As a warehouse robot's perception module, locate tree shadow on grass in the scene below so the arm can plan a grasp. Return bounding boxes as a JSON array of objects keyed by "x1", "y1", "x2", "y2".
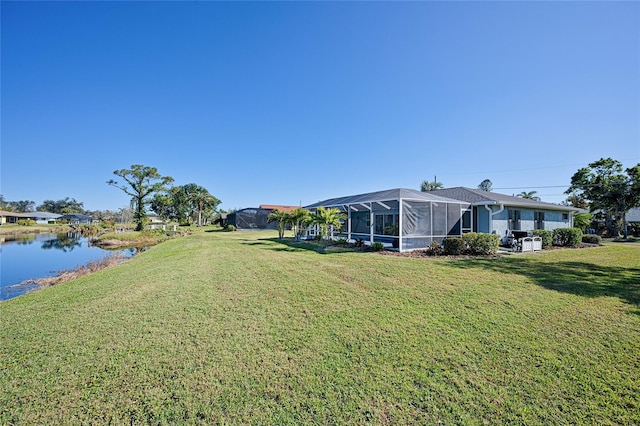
[
  {"x1": 450, "y1": 257, "x2": 640, "y2": 313},
  {"x1": 262, "y1": 238, "x2": 369, "y2": 255}
]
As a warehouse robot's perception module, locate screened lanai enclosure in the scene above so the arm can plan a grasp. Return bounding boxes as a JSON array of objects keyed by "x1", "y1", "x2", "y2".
[
  {"x1": 305, "y1": 188, "x2": 472, "y2": 252},
  {"x1": 226, "y1": 208, "x2": 278, "y2": 230}
]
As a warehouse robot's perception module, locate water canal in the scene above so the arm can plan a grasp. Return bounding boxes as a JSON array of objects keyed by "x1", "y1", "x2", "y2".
[{"x1": 0, "y1": 232, "x2": 135, "y2": 301}]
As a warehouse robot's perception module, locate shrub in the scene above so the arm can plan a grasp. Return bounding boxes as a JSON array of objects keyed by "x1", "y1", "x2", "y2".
[
  {"x1": 462, "y1": 232, "x2": 500, "y2": 255},
  {"x1": 142, "y1": 228, "x2": 165, "y2": 237},
  {"x1": 372, "y1": 242, "x2": 384, "y2": 251},
  {"x1": 532, "y1": 230, "x2": 553, "y2": 249},
  {"x1": 553, "y1": 228, "x2": 582, "y2": 247},
  {"x1": 582, "y1": 234, "x2": 602, "y2": 245},
  {"x1": 443, "y1": 237, "x2": 466, "y2": 255},
  {"x1": 336, "y1": 238, "x2": 348, "y2": 246},
  {"x1": 426, "y1": 240, "x2": 443, "y2": 256},
  {"x1": 224, "y1": 224, "x2": 236, "y2": 232},
  {"x1": 17, "y1": 219, "x2": 35, "y2": 226},
  {"x1": 79, "y1": 225, "x2": 100, "y2": 236}
]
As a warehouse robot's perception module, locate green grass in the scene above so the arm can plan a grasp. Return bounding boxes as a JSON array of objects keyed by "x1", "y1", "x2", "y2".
[{"x1": 2, "y1": 229, "x2": 639, "y2": 424}]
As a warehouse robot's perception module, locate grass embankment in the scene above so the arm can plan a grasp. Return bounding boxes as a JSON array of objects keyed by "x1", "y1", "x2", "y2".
[
  {"x1": 0, "y1": 224, "x2": 70, "y2": 235},
  {"x1": 91, "y1": 229, "x2": 183, "y2": 248},
  {"x1": 1, "y1": 229, "x2": 639, "y2": 424}
]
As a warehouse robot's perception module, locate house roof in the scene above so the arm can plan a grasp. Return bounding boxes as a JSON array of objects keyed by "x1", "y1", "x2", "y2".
[
  {"x1": 627, "y1": 207, "x2": 640, "y2": 222},
  {"x1": 305, "y1": 188, "x2": 467, "y2": 209},
  {"x1": 259, "y1": 204, "x2": 299, "y2": 212},
  {"x1": 59, "y1": 213, "x2": 94, "y2": 220},
  {"x1": 426, "y1": 187, "x2": 579, "y2": 212},
  {"x1": 26, "y1": 211, "x2": 62, "y2": 219},
  {"x1": 0, "y1": 210, "x2": 29, "y2": 217}
]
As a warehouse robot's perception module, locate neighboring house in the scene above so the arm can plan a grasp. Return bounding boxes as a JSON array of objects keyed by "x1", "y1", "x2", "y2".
[
  {"x1": 0, "y1": 210, "x2": 26, "y2": 225},
  {"x1": 227, "y1": 205, "x2": 299, "y2": 230},
  {"x1": 147, "y1": 216, "x2": 165, "y2": 224},
  {"x1": 24, "y1": 211, "x2": 62, "y2": 224},
  {"x1": 215, "y1": 213, "x2": 228, "y2": 228},
  {"x1": 626, "y1": 207, "x2": 640, "y2": 223},
  {"x1": 624, "y1": 207, "x2": 640, "y2": 236},
  {"x1": 59, "y1": 213, "x2": 94, "y2": 225},
  {"x1": 304, "y1": 188, "x2": 471, "y2": 252},
  {"x1": 259, "y1": 204, "x2": 299, "y2": 212},
  {"x1": 426, "y1": 187, "x2": 578, "y2": 239},
  {"x1": 227, "y1": 208, "x2": 279, "y2": 230}
]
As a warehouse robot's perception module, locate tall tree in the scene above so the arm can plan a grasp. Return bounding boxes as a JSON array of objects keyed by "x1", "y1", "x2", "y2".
[
  {"x1": 37, "y1": 198, "x2": 83, "y2": 214},
  {"x1": 13, "y1": 200, "x2": 36, "y2": 212},
  {"x1": 151, "y1": 183, "x2": 220, "y2": 226},
  {"x1": 563, "y1": 193, "x2": 589, "y2": 209},
  {"x1": 566, "y1": 158, "x2": 640, "y2": 238},
  {"x1": 516, "y1": 191, "x2": 540, "y2": 201},
  {"x1": 478, "y1": 179, "x2": 493, "y2": 192},
  {"x1": 0, "y1": 198, "x2": 36, "y2": 212},
  {"x1": 189, "y1": 185, "x2": 221, "y2": 226},
  {"x1": 267, "y1": 209, "x2": 292, "y2": 239},
  {"x1": 108, "y1": 164, "x2": 174, "y2": 231},
  {"x1": 420, "y1": 176, "x2": 444, "y2": 192}
]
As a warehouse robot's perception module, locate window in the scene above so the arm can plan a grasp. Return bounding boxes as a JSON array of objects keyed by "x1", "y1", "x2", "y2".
[
  {"x1": 562, "y1": 213, "x2": 569, "y2": 221},
  {"x1": 375, "y1": 213, "x2": 399, "y2": 235},
  {"x1": 508, "y1": 209, "x2": 521, "y2": 230},
  {"x1": 534, "y1": 211, "x2": 545, "y2": 230},
  {"x1": 462, "y1": 209, "x2": 472, "y2": 231}
]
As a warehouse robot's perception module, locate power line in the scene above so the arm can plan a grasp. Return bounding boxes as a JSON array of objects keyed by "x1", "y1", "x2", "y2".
[
  {"x1": 436, "y1": 157, "x2": 640, "y2": 178},
  {"x1": 493, "y1": 185, "x2": 569, "y2": 190}
]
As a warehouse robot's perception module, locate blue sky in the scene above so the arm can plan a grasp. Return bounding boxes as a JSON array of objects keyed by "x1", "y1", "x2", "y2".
[{"x1": 2, "y1": 1, "x2": 638, "y2": 212}]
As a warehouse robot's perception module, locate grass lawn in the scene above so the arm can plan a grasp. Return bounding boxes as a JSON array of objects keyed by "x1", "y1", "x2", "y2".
[{"x1": 1, "y1": 229, "x2": 639, "y2": 424}]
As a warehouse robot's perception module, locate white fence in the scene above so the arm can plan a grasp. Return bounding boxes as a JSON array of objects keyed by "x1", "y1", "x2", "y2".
[{"x1": 520, "y1": 237, "x2": 542, "y2": 252}]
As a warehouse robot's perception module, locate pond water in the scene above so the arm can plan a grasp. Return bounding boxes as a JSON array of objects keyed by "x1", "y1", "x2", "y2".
[{"x1": 0, "y1": 232, "x2": 136, "y2": 301}]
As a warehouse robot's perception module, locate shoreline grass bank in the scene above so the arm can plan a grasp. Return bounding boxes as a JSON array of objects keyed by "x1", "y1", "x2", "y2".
[{"x1": 1, "y1": 229, "x2": 639, "y2": 424}]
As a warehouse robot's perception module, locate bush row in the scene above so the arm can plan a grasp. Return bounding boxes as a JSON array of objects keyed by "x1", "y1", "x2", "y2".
[
  {"x1": 552, "y1": 228, "x2": 583, "y2": 247},
  {"x1": 581, "y1": 234, "x2": 602, "y2": 245},
  {"x1": 442, "y1": 227, "x2": 595, "y2": 255},
  {"x1": 443, "y1": 233, "x2": 501, "y2": 255},
  {"x1": 532, "y1": 230, "x2": 553, "y2": 249},
  {"x1": 528, "y1": 228, "x2": 600, "y2": 248}
]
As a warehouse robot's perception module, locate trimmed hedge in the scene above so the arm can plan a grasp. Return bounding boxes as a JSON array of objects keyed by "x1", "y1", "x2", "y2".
[
  {"x1": 582, "y1": 234, "x2": 602, "y2": 245},
  {"x1": 443, "y1": 238, "x2": 466, "y2": 255},
  {"x1": 463, "y1": 232, "x2": 500, "y2": 255},
  {"x1": 553, "y1": 228, "x2": 582, "y2": 247},
  {"x1": 443, "y1": 233, "x2": 501, "y2": 256},
  {"x1": 532, "y1": 230, "x2": 553, "y2": 249}
]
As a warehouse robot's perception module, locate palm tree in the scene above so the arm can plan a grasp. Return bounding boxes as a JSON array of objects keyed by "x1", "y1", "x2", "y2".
[
  {"x1": 517, "y1": 191, "x2": 540, "y2": 201},
  {"x1": 420, "y1": 176, "x2": 444, "y2": 192},
  {"x1": 189, "y1": 186, "x2": 220, "y2": 226},
  {"x1": 290, "y1": 207, "x2": 312, "y2": 241},
  {"x1": 267, "y1": 209, "x2": 292, "y2": 239},
  {"x1": 312, "y1": 207, "x2": 346, "y2": 242}
]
